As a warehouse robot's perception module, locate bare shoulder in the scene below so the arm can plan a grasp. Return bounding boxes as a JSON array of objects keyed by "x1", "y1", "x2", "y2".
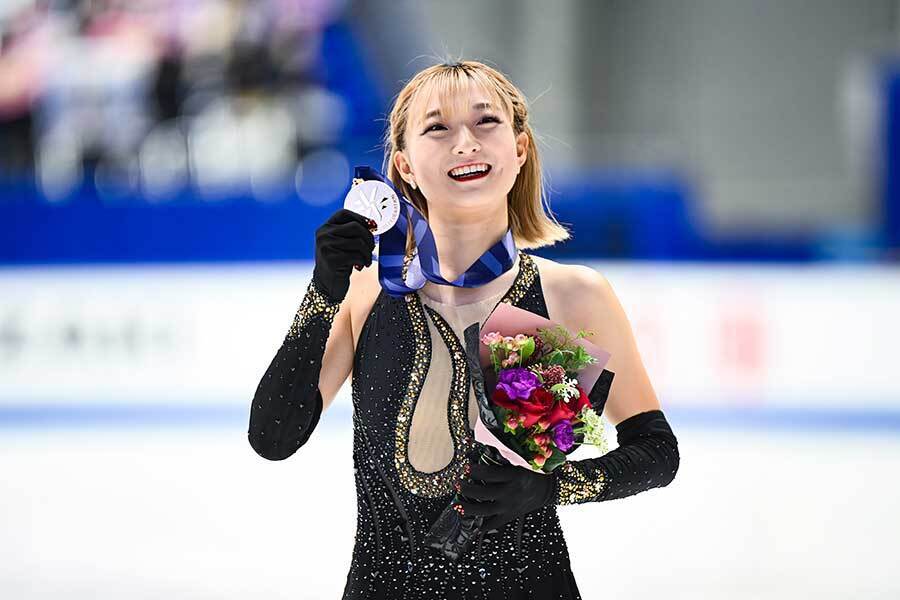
[
  {"x1": 529, "y1": 253, "x2": 609, "y2": 323},
  {"x1": 530, "y1": 253, "x2": 661, "y2": 424},
  {"x1": 530, "y1": 253, "x2": 600, "y2": 286}
]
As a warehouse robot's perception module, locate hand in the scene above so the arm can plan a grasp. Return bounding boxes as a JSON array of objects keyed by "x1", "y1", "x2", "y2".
[
  {"x1": 457, "y1": 462, "x2": 557, "y2": 533},
  {"x1": 312, "y1": 208, "x2": 377, "y2": 302}
]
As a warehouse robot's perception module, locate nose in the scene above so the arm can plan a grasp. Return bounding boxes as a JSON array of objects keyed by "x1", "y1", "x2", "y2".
[{"x1": 452, "y1": 125, "x2": 480, "y2": 155}]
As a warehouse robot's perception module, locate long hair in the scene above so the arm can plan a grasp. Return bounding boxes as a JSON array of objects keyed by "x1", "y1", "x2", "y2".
[{"x1": 382, "y1": 59, "x2": 571, "y2": 256}]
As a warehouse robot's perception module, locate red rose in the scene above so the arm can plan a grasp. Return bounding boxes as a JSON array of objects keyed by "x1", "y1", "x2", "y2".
[
  {"x1": 515, "y1": 388, "x2": 556, "y2": 429},
  {"x1": 571, "y1": 386, "x2": 592, "y2": 416},
  {"x1": 492, "y1": 385, "x2": 593, "y2": 430},
  {"x1": 491, "y1": 387, "x2": 519, "y2": 411},
  {"x1": 539, "y1": 386, "x2": 593, "y2": 429},
  {"x1": 542, "y1": 399, "x2": 575, "y2": 429}
]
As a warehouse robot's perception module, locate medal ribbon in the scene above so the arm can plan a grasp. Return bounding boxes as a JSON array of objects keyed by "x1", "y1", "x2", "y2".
[{"x1": 352, "y1": 166, "x2": 517, "y2": 299}]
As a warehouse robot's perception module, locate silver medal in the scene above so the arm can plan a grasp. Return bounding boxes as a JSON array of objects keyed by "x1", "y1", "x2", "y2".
[{"x1": 343, "y1": 179, "x2": 401, "y2": 235}]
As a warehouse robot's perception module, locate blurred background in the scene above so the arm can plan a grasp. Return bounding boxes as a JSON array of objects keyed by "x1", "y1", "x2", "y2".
[{"x1": 2, "y1": 0, "x2": 899, "y2": 598}]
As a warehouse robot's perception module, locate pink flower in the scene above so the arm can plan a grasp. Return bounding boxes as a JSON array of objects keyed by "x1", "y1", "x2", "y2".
[
  {"x1": 500, "y1": 351, "x2": 520, "y2": 368},
  {"x1": 505, "y1": 414, "x2": 519, "y2": 431},
  {"x1": 481, "y1": 331, "x2": 503, "y2": 345}
]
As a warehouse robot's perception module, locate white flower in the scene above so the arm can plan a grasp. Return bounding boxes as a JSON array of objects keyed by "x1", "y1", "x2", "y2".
[
  {"x1": 558, "y1": 377, "x2": 579, "y2": 402},
  {"x1": 579, "y1": 407, "x2": 608, "y2": 454}
]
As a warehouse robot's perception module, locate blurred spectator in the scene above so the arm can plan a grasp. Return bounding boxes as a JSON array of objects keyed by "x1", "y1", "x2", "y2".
[{"x1": 0, "y1": 0, "x2": 365, "y2": 200}]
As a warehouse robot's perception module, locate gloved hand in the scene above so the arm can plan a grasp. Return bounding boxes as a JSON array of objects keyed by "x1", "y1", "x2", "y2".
[
  {"x1": 457, "y1": 462, "x2": 557, "y2": 533},
  {"x1": 312, "y1": 208, "x2": 377, "y2": 302}
]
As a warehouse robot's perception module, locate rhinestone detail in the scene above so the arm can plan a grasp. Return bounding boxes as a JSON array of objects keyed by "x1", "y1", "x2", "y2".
[
  {"x1": 286, "y1": 277, "x2": 341, "y2": 340},
  {"x1": 393, "y1": 252, "x2": 537, "y2": 498}
]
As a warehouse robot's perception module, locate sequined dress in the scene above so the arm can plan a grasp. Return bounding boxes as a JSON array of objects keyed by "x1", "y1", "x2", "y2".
[{"x1": 343, "y1": 251, "x2": 585, "y2": 599}]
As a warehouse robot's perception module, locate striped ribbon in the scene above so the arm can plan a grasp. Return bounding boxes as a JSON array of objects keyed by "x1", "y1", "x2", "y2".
[{"x1": 353, "y1": 166, "x2": 517, "y2": 299}]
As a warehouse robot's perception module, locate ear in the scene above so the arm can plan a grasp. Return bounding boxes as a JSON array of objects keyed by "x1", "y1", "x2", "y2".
[
  {"x1": 393, "y1": 150, "x2": 414, "y2": 184},
  {"x1": 515, "y1": 131, "x2": 529, "y2": 170}
]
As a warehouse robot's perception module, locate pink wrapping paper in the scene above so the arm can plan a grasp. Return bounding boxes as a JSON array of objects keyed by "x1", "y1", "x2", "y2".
[{"x1": 472, "y1": 302, "x2": 612, "y2": 471}]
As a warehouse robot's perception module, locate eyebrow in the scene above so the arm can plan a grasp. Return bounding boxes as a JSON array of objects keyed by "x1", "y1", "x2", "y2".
[{"x1": 423, "y1": 102, "x2": 494, "y2": 121}]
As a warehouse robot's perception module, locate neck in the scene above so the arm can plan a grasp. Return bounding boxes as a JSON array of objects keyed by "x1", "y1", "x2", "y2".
[{"x1": 419, "y1": 200, "x2": 516, "y2": 305}]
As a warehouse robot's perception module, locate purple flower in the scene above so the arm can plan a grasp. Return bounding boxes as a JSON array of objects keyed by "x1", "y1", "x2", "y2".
[
  {"x1": 496, "y1": 367, "x2": 541, "y2": 401},
  {"x1": 551, "y1": 420, "x2": 575, "y2": 452}
]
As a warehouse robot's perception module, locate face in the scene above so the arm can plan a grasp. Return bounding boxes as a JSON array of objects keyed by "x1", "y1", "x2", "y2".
[{"x1": 393, "y1": 84, "x2": 528, "y2": 212}]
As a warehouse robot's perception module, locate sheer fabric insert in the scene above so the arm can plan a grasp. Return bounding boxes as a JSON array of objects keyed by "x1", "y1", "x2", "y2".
[{"x1": 408, "y1": 253, "x2": 521, "y2": 473}]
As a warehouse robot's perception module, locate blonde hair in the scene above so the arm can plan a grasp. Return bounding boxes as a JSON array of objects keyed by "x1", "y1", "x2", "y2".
[{"x1": 382, "y1": 59, "x2": 571, "y2": 256}]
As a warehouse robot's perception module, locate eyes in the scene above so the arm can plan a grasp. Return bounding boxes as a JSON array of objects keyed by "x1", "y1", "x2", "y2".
[{"x1": 422, "y1": 115, "x2": 501, "y2": 134}]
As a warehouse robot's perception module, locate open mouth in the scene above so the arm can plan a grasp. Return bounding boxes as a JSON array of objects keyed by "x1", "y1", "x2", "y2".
[{"x1": 447, "y1": 163, "x2": 492, "y2": 182}]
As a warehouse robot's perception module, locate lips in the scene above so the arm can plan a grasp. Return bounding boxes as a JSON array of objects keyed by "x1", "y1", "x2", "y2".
[{"x1": 447, "y1": 163, "x2": 492, "y2": 182}]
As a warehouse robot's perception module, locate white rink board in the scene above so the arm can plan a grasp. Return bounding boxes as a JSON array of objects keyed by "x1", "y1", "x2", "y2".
[
  {"x1": 1, "y1": 261, "x2": 899, "y2": 598},
  {"x1": 0, "y1": 260, "x2": 897, "y2": 412}
]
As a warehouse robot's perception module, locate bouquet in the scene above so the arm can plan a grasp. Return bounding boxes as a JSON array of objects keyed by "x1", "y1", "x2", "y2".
[{"x1": 424, "y1": 302, "x2": 613, "y2": 561}]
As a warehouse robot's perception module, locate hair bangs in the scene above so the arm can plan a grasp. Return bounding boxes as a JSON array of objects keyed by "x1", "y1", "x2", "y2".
[{"x1": 407, "y1": 68, "x2": 512, "y2": 133}]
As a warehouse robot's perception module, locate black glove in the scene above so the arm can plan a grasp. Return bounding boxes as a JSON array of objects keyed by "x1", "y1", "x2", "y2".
[
  {"x1": 247, "y1": 208, "x2": 376, "y2": 461},
  {"x1": 457, "y1": 461, "x2": 557, "y2": 533},
  {"x1": 457, "y1": 409, "x2": 680, "y2": 522},
  {"x1": 312, "y1": 208, "x2": 376, "y2": 303},
  {"x1": 553, "y1": 408, "x2": 679, "y2": 505}
]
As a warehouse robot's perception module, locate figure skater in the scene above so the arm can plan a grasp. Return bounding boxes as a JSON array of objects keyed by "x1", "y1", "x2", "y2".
[{"x1": 248, "y1": 59, "x2": 680, "y2": 599}]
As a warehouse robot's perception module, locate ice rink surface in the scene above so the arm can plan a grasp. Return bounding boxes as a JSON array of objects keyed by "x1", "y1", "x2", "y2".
[{"x1": 3, "y1": 411, "x2": 899, "y2": 600}]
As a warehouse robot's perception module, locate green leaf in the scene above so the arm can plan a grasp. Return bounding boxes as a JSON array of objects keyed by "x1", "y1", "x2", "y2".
[
  {"x1": 518, "y1": 337, "x2": 535, "y2": 361},
  {"x1": 543, "y1": 448, "x2": 567, "y2": 472}
]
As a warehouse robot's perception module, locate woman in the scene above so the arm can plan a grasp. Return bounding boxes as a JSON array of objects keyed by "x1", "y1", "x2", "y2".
[{"x1": 248, "y1": 60, "x2": 680, "y2": 599}]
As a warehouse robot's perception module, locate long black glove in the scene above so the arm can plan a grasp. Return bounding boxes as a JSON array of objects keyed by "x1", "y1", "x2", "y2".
[
  {"x1": 553, "y1": 408, "x2": 680, "y2": 505},
  {"x1": 247, "y1": 208, "x2": 375, "y2": 461},
  {"x1": 457, "y1": 409, "x2": 680, "y2": 529}
]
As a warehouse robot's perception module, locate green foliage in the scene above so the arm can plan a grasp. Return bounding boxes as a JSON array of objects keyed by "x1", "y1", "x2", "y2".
[
  {"x1": 518, "y1": 337, "x2": 535, "y2": 362},
  {"x1": 535, "y1": 325, "x2": 598, "y2": 373},
  {"x1": 542, "y1": 448, "x2": 567, "y2": 472}
]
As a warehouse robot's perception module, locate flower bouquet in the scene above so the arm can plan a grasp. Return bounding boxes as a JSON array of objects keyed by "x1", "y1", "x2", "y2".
[{"x1": 424, "y1": 302, "x2": 614, "y2": 561}]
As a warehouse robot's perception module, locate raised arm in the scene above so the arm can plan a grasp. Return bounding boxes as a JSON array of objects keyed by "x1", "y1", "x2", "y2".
[{"x1": 247, "y1": 209, "x2": 375, "y2": 461}]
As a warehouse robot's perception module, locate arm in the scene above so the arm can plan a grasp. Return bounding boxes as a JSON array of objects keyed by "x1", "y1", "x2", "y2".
[
  {"x1": 459, "y1": 269, "x2": 679, "y2": 529},
  {"x1": 247, "y1": 268, "x2": 366, "y2": 460},
  {"x1": 247, "y1": 209, "x2": 375, "y2": 461},
  {"x1": 552, "y1": 268, "x2": 679, "y2": 504},
  {"x1": 247, "y1": 276, "x2": 344, "y2": 461}
]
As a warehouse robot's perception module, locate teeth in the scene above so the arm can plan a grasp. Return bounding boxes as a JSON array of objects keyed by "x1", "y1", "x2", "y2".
[{"x1": 450, "y1": 164, "x2": 489, "y2": 177}]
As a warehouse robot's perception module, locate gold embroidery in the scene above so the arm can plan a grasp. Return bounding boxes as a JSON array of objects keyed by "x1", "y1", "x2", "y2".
[
  {"x1": 286, "y1": 278, "x2": 341, "y2": 340},
  {"x1": 394, "y1": 252, "x2": 538, "y2": 497},
  {"x1": 554, "y1": 460, "x2": 608, "y2": 505}
]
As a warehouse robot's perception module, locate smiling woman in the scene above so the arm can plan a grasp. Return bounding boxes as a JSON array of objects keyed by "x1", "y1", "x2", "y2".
[
  {"x1": 248, "y1": 58, "x2": 679, "y2": 600},
  {"x1": 383, "y1": 61, "x2": 570, "y2": 270}
]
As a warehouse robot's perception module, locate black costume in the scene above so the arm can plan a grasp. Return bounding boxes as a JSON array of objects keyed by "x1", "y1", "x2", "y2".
[{"x1": 248, "y1": 251, "x2": 680, "y2": 599}]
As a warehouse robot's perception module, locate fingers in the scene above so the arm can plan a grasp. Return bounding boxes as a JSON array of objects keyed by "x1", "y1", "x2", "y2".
[
  {"x1": 319, "y1": 221, "x2": 375, "y2": 246},
  {"x1": 469, "y1": 462, "x2": 516, "y2": 484},
  {"x1": 353, "y1": 252, "x2": 374, "y2": 271},
  {"x1": 327, "y1": 208, "x2": 367, "y2": 226},
  {"x1": 328, "y1": 209, "x2": 378, "y2": 233},
  {"x1": 459, "y1": 479, "x2": 507, "y2": 501},
  {"x1": 319, "y1": 240, "x2": 372, "y2": 267}
]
